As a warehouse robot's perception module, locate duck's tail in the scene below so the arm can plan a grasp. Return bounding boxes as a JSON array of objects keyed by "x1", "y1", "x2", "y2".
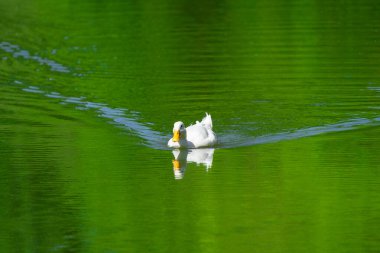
[{"x1": 201, "y1": 113, "x2": 213, "y2": 129}]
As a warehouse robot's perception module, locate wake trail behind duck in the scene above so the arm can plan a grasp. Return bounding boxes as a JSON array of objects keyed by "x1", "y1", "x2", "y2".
[{"x1": 17, "y1": 83, "x2": 380, "y2": 150}]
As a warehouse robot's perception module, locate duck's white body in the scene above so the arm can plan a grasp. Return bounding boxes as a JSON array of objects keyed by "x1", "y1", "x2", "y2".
[{"x1": 168, "y1": 113, "x2": 217, "y2": 149}]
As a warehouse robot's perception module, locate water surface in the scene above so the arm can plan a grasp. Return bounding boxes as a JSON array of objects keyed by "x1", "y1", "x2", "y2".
[{"x1": 1, "y1": 0, "x2": 380, "y2": 252}]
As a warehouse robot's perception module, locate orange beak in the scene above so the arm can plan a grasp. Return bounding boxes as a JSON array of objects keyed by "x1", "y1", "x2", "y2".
[{"x1": 172, "y1": 130, "x2": 180, "y2": 142}]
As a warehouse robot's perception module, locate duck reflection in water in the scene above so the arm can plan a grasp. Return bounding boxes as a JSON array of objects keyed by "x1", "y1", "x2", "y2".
[{"x1": 171, "y1": 148, "x2": 215, "y2": 180}]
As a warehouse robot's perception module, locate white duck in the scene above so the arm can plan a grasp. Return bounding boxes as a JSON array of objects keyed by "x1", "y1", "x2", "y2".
[{"x1": 168, "y1": 113, "x2": 217, "y2": 148}]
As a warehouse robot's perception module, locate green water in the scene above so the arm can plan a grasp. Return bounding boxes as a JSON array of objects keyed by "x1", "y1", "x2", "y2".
[{"x1": 1, "y1": 0, "x2": 380, "y2": 252}]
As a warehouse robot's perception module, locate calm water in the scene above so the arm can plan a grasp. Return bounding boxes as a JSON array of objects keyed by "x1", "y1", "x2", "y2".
[{"x1": 1, "y1": 0, "x2": 380, "y2": 252}]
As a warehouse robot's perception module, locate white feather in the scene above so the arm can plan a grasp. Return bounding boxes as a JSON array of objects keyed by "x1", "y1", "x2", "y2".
[{"x1": 168, "y1": 113, "x2": 217, "y2": 148}]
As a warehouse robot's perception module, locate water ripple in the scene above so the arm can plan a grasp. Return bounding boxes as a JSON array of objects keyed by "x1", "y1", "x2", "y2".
[
  {"x1": 17, "y1": 84, "x2": 380, "y2": 150},
  {"x1": 220, "y1": 117, "x2": 380, "y2": 149},
  {"x1": 0, "y1": 41, "x2": 70, "y2": 73},
  {"x1": 19, "y1": 85, "x2": 168, "y2": 149}
]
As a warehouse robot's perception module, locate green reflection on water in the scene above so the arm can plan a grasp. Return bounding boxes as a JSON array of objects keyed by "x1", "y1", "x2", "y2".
[{"x1": 0, "y1": 0, "x2": 380, "y2": 252}]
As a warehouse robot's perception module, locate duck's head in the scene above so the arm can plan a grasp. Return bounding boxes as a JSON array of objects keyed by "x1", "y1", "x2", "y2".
[{"x1": 172, "y1": 121, "x2": 186, "y2": 142}]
